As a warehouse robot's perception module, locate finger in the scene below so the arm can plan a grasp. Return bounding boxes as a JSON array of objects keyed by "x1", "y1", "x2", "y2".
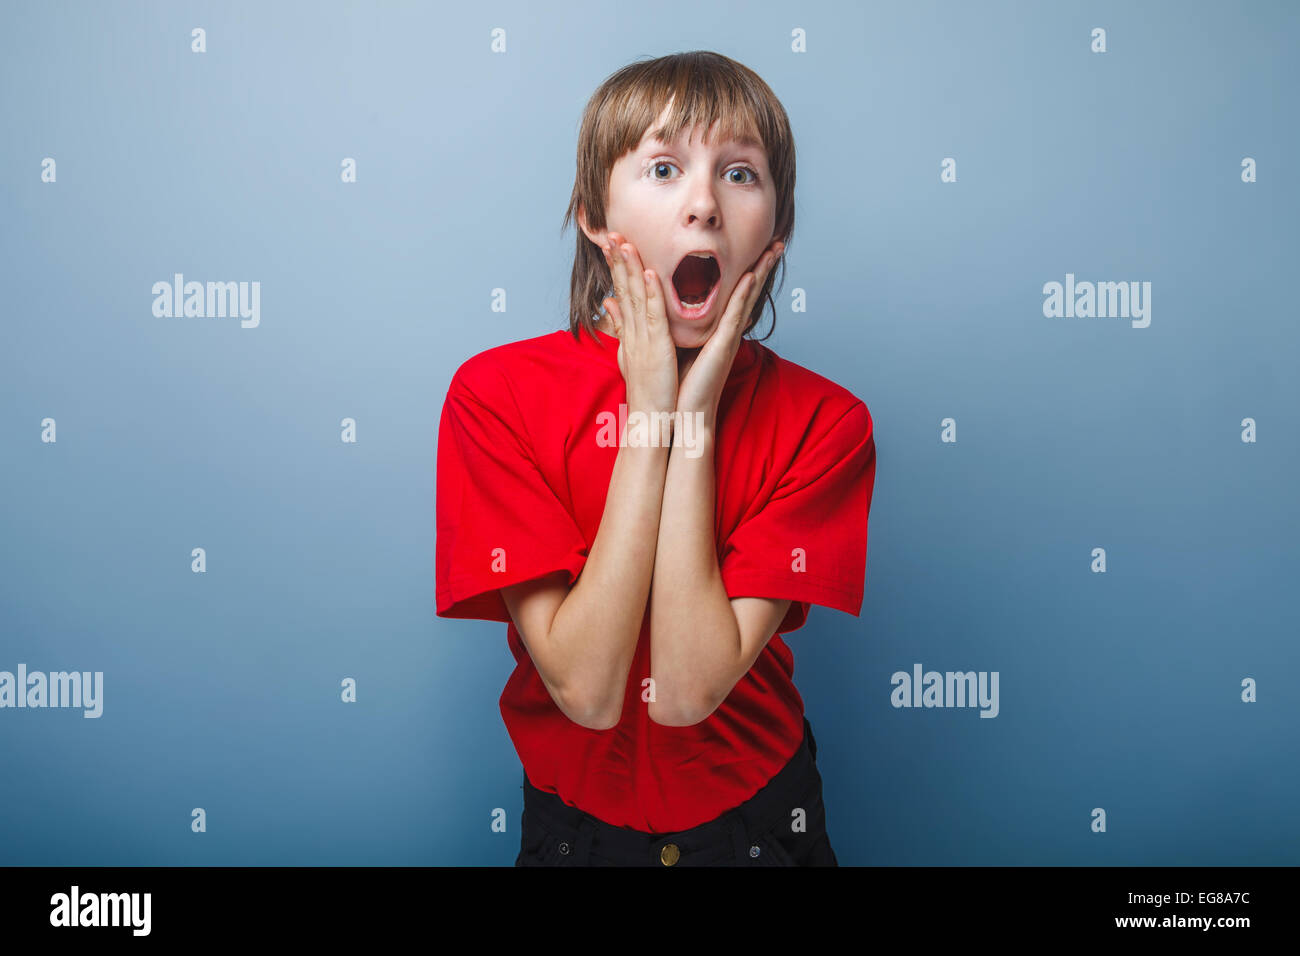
[
  {"x1": 745, "y1": 242, "x2": 784, "y2": 311},
  {"x1": 598, "y1": 236, "x2": 623, "y2": 336},
  {"x1": 717, "y1": 270, "x2": 758, "y2": 348},
  {"x1": 734, "y1": 242, "x2": 785, "y2": 332},
  {"x1": 641, "y1": 267, "x2": 669, "y2": 340},
  {"x1": 603, "y1": 297, "x2": 623, "y2": 336},
  {"x1": 604, "y1": 233, "x2": 630, "y2": 311},
  {"x1": 710, "y1": 271, "x2": 761, "y2": 362},
  {"x1": 618, "y1": 240, "x2": 648, "y2": 340}
]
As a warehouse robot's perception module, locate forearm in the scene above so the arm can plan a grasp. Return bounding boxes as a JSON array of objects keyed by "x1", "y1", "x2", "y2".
[
  {"x1": 648, "y1": 420, "x2": 740, "y2": 725},
  {"x1": 547, "y1": 418, "x2": 670, "y2": 726}
]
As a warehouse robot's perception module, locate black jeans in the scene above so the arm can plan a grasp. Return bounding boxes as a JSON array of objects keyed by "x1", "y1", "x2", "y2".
[{"x1": 515, "y1": 716, "x2": 838, "y2": 866}]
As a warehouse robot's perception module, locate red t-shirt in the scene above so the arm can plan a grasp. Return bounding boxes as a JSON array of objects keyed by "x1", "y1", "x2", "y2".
[{"x1": 435, "y1": 326, "x2": 875, "y2": 833}]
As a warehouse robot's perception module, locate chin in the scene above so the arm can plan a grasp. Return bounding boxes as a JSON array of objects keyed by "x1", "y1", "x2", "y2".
[{"x1": 669, "y1": 323, "x2": 714, "y2": 350}]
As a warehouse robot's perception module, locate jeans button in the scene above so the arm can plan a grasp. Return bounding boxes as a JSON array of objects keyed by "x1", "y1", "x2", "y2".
[
  {"x1": 559, "y1": 842, "x2": 570, "y2": 855},
  {"x1": 749, "y1": 845, "x2": 760, "y2": 858},
  {"x1": 660, "y1": 843, "x2": 680, "y2": 866}
]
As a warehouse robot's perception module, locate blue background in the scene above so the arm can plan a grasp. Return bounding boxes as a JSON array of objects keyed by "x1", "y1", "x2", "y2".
[{"x1": 1, "y1": 0, "x2": 1296, "y2": 865}]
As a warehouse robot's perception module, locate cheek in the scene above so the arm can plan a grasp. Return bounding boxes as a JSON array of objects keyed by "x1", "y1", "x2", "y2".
[{"x1": 619, "y1": 190, "x2": 666, "y2": 226}]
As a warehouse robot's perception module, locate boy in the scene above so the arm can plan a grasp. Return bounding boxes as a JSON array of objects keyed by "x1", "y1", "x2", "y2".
[{"x1": 436, "y1": 51, "x2": 875, "y2": 865}]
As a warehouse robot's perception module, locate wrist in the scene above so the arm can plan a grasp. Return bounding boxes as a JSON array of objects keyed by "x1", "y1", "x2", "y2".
[
  {"x1": 624, "y1": 389, "x2": 676, "y2": 419},
  {"x1": 673, "y1": 403, "x2": 717, "y2": 432},
  {"x1": 617, "y1": 405, "x2": 675, "y2": 451},
  {"x1": 671, "y1": 412, "x2": 715, "y2": 460}
]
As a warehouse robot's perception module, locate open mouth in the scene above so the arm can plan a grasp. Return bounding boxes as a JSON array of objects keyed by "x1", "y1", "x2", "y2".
[{"x1": 671, "y1": 253, "x2": 722, "y2": 317}]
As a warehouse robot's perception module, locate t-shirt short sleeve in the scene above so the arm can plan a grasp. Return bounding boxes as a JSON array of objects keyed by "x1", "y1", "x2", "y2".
[
  {"x1": 436, "y1": 359, "x2": 589, "y2": 622},
  {"x1": 719, "y1": 400, "x2": 876, "y2": 635}
]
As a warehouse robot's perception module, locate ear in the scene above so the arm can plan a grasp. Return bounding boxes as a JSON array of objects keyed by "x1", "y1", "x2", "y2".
[{"x1": 577, "y1": 202, "x2": 605, "y2": 249}]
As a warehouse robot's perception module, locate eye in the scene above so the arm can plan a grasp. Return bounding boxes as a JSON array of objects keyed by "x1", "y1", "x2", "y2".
[{"x1": 647, "y1": 159, "x2": 761, "y2": 186}]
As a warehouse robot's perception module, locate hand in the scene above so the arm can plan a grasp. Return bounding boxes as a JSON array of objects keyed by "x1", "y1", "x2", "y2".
[
  {"x1": 601, "y1": 233, "x2": 679, "y2": 418},
  {"x1": 676, "y1": 239, "x2": 785, "y2": 419}
]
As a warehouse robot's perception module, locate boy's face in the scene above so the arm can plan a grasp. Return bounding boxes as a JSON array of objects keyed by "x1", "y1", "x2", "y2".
[{"x1": 586, "y1": 104, "x2": 779, "y2": 350}]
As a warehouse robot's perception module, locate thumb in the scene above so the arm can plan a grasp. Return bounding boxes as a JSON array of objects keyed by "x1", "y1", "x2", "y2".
[{"x1": 603, "y1": 298, "x2": 624, "y2": 336}]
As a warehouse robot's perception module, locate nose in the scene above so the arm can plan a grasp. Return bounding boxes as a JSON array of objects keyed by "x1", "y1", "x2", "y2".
[{"x1": 683, "y1": 179, "x2": 720, "y2": 226}]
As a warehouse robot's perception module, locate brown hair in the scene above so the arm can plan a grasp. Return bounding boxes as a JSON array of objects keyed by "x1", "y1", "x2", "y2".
[{"x1": 561, "y1": 51, "x2": 796, "y2": 345}]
